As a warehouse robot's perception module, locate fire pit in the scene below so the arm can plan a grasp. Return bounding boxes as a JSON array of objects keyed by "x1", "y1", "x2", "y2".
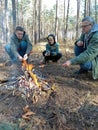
[
  {"x1": 17, "y1": 59, "x2": 51, "y2": 103},
  {"x1": 0, "y1": 59, "x2": 52, "y2": 104}
]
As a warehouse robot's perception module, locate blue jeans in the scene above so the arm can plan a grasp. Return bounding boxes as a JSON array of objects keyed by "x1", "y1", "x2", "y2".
[
  {"x1": 74, "y1": 45, "x2": 92, "y2": 70},
  {"x1": 5, "y1": 41, "x2": 27, "y2": 62}
]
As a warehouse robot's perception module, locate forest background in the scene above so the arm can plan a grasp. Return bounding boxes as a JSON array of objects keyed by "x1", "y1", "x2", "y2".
[
  {"x1": 0, "y1": 1, "x2": 98, "y2": 129},
  {"x1": 0, "y1": 0, "x2": 98, "y2": 45}
]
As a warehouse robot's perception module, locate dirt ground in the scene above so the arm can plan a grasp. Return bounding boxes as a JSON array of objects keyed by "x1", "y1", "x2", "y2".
[{"x1": 0, "y1": 42, "x2": 98, "y2": 130}]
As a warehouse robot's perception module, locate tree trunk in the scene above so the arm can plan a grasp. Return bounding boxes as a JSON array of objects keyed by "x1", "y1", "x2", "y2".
[
  {"x1": 84, "y1": 0, "x2": 91, "y2": 16},
  {"x1": 5, "y1": 0, "x2": 9, "y2": 42},
  {"x1": 55, "y1": 0, "x2": 59, "y2": 41},
  {"x1": 16, "y1": 0, "x2": 19, "y2": 25},
  {"x1": 76, "y1": 0, "x2": 80, "y2": 39},
  {"x1": 63, "y1": 0, "x2": 66, "y2": 43},
  {"x1": 0, "y1": 1, "x2": 5, "y2": 42},
  {"x1": 95, "y1": 0, "x2": 98, "y2": 22},
  {"x1": 84, "y1": 0, "x2": 86, "y2": 17},
  {"x1": 33, "y1": 0, "x2": 37, "y2": 44},
  {"x1": 88, "y1": 0, "x2": 91, "y2": 16},
  {"x1": 12, "y1": 0, "x2": 16, "y2": 31},
  {"x1": 38, "y1": 0, "x2": 41, "y2": 42},
  {"x1": 65, "y1": 0, "x2": 70, "y2": 40}
]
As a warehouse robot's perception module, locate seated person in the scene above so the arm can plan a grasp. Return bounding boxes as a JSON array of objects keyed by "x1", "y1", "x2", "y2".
[
  {"x1": 5, "y1": 26, "x2": 33, "y2": 64},
  {"x1": 41, "y1": 34, "x2": 62, "y2": 64}
]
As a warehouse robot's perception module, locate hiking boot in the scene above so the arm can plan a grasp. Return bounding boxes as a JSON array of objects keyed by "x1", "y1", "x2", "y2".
[{"x1": 74, "y1": 68, "x2": 88, "y2": 74}]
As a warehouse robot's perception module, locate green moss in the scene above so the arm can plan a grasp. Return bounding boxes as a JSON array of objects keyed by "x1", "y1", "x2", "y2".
[{"x1": 0, "y1": 122, "x2": 20, "y2": 130}]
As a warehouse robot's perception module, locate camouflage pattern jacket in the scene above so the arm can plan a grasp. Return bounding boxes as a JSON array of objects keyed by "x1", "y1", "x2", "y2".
[{"x1": 71, "y1": 24, "x2": 98, "y2": 79}]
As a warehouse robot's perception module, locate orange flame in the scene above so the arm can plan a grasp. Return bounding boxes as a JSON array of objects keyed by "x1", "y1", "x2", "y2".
[
  {"x1": 22, "y1": 60, "x2": 40, "y2": 87},
  {"x1": 22, "y1": 59, "x2": 34, "y2": 71}
]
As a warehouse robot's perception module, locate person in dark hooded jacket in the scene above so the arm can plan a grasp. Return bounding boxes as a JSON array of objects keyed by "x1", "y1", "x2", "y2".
[
  {"x1": 41, "y1": 34, "x2": 62, "y2": 64},
  {"x1": 63, "y1": 16, "x2": 98, "y2": 80},
  {"x1": 5, "y1": 26, "x2": 33, "y2": 63}
]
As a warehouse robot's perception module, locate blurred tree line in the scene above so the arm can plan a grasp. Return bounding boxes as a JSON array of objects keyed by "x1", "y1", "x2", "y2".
[{"x1": 0, "y1": 0, "x2": 98, "y2": 44}]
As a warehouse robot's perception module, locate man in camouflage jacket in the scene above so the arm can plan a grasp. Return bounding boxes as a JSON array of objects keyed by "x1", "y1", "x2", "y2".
[{"x1": 63, "y1": 16, "x2": 98, "y2": 80}]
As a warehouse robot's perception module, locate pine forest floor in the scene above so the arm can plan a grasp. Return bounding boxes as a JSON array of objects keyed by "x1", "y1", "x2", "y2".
[{"x1": 0, "y1": 42, "x2": 98, "y2": 130}]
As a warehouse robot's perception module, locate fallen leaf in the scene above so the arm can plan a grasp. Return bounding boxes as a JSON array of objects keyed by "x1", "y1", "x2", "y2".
[
  {"x1": 24, "y1": 111, "x2": 35, "y2": 116},
  {"x1": 23, "y1": 105, "x2": 30, "y2": 113},
  {"x1": 22, "y1": 115, "x2": 31, "y2": 121}
]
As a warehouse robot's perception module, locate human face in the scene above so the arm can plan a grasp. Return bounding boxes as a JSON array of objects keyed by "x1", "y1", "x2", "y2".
[
  {"x1": 15, "y1": 30, "x2": 24, "y2": 40},
  {"x1": 81, "y1": 21, "x2": 92, "y2": 34},
  {"x1": 48, "y1": 36, "x2": 54, "y2": 45}
]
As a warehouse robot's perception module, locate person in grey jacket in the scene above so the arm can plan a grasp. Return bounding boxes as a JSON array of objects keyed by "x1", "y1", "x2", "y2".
[
  {"x1": 5, "y1": 26, "x2": 33, "y2": 63},
  {"x1": 63, "y1": 16, "x2": 98, "y2": 80}
]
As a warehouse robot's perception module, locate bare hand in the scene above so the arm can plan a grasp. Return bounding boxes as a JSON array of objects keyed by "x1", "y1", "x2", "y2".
[
  {"x1": 76, "y1": 41, "x2": 83, "y2": 46},
  {"x1": 45, "y1": 51, "x2": 50, "y2": 56},
  {"x1": 23, "y1": 54, "x2": 28, "y2": 60},
  {"x1": 62, "y1": 60, "x2": 71, "y2": 67},
  {"x1": 18, "y1": 55, "x2": 23, "y2": 61}
]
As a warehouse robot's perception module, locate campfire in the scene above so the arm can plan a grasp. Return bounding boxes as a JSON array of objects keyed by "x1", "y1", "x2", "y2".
[{"x1": 18, "y1": 59, "x2": 51, "y2": 103}]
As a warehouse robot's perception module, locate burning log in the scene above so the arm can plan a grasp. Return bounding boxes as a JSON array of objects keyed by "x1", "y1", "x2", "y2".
[
  {"x1": 22, "y1": 59, "x2": 40, "y2": 87},
  {"x1": 18, "y1": 59, "x2": 51, "y2": 103}
]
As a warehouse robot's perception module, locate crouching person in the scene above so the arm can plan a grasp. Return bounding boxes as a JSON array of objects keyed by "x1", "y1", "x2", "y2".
[
  {"x1": 41, "y1": 34, "x2": 62, "y2": 64},
  {"x1": 62, "y1": 16, "x2": 98, "y2": 80},
  {"x1": 5, "y1": 26, "x2": 33, "y2": 65}
]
